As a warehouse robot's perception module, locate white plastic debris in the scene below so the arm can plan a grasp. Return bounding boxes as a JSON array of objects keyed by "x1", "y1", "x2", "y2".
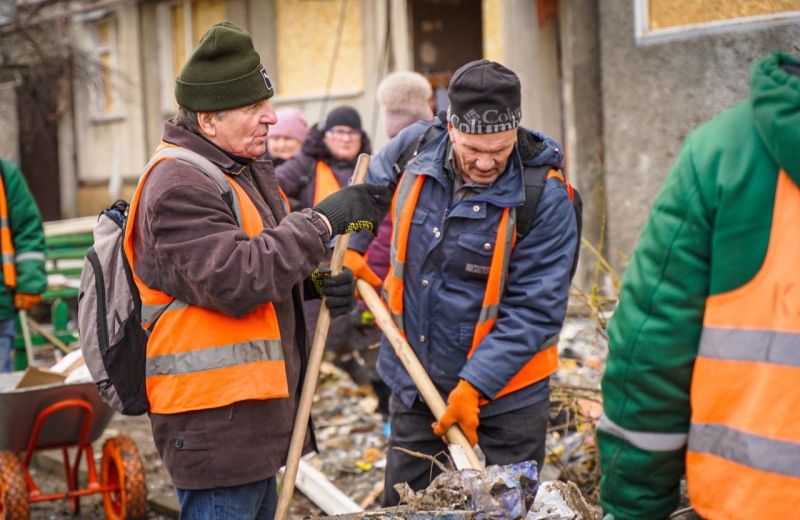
[{"x1": 526, "y1": 481, "x2": 597, "y2": 520}]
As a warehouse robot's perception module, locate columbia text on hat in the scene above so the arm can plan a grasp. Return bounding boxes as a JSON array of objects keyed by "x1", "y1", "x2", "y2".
[{"x1": 447, "y1": 59, "x2": 522, "y2": 134}]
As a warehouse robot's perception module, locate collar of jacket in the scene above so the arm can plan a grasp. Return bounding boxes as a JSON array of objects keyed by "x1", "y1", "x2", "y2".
[
  {"x1": 751, "y1": 52, "x2": 800, "y2": 186},
  {"x1": 161, "y1": 121, "x2": 249, "y2": 176},
  {"x1": 404, "y1": 122, "x2": 564, "y2": 207}
]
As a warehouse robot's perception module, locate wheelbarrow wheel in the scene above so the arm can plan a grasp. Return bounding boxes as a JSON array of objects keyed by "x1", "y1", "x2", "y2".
[
  {"x1": 0, "y1": 451, "x2": 29, "y2": 519},
  {"x1": 101, "y1": 436, "x2": 147, "y2": 520}
]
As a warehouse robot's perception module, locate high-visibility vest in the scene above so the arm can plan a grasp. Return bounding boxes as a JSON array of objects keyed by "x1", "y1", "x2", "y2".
[
  {"x1": 123, "y1": 143, "x2": 289, "y2": 415},
  {"x1": 687, "y1": 169, "x2": 800, "y2": 518},
  {"x1": 313, "y1": 161, "x2": 342, "y2": 205},
  {"x1": 383, "y1": 171, "x2": 560, "y2": 403},
  {"x1": 0, "y1": 174, "x2": 16, "y2": 288}
]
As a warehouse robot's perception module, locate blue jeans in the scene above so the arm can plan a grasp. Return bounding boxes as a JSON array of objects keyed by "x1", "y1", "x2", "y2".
[
  {"x1": 175, "y1": 476, "x2": 277, "y2": 520},
  {"x1": 0, "y1": 318, "x2": 16, "y2": 373}
]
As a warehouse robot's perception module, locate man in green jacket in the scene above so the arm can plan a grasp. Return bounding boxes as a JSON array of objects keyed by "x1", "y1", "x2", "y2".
[
  {"x1": 598, "y1": 52, "x2": 800, "y2": 519},
  {"x1": 0, "y1": 158, "x2": 46, "y2": 372}
]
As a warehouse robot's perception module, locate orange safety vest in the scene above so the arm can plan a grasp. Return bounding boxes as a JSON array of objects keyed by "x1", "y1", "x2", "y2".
[
  {"x1": 0, "y1": 175, "x2": 16, "y2": 287},
  {"x1": 313, "y1": 161, "x2": 342, "y2": 205},
  {"x1": 123, "y1": 143, "x2": 289, "y2": 415},
  {"x1": 383, "y1": 171, "x2": 560, "y2": 403},
  {"x1": 687, "y1": 169, "x2": 800, "y2": 518}
]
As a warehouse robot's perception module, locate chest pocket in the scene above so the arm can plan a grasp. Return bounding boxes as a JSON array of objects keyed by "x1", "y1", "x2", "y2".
[{"x1": 451, "y1": 232, "x2": 494, "y2": 282}]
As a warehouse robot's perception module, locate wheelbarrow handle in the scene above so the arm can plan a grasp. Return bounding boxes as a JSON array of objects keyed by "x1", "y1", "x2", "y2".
[{"x1": 19, "y1": 310, "x2": 36, "y2": 368}]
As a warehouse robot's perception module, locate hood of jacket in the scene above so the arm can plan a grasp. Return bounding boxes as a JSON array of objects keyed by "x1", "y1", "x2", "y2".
[
  {"x1": 751, "y1": 52, "x2": 800, "y2": 185},
  {"x1": 300, "y1": 125, "x2": 373, "y2": 168}
]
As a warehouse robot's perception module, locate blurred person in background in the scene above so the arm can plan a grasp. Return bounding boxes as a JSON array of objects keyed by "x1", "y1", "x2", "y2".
[
  {"x1": 348, "y1": 70, "x2": 436, "y2": 418},
  {"x1": 276, "y1": 105, "x2": 371, "y2": 211},
  {"x1": 265, "y1": 107, "x2": 307, "y2": 167},
  {"x1": 276, "y1": 106, "x2": 376, "y2": 386},
  {"x1": 0, "y1": 157, "x2": 46, "y2": 373}
]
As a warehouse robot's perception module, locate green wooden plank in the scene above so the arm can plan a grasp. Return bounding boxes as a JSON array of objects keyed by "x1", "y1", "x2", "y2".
[
  {"x1": 46, "y1": 247, "x2": 90, "y2": 261},
  {"x1": 43, "y1": 288, "x2": 80, "y2": 301},
  {"x1": 14, "y1": 333, "x2": 77, "y2": 349},
  {"x1": 47, "y1": 267, "x2": 83, "y2": 277},
  {"x1": 45, "y1": 233, "x2": 94, "y2": 247}
]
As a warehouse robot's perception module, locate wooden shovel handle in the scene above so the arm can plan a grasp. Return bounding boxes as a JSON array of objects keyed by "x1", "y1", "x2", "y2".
[
  {"x1": 275, "y1": 153, "x2": 371, "y2": 520},
  {"x1": 357, "y1": 279, "x2": 484, "y2": 470}
]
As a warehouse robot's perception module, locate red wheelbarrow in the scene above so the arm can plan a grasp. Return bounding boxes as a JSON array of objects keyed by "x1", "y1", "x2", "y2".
[{"x1": 0, "y1": 372, "x2": 147, "y2": 519}]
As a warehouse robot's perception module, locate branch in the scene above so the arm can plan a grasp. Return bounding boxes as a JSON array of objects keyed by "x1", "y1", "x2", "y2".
[{"x1": 392, "y1": 447, "x2": 450, "y2": 473}]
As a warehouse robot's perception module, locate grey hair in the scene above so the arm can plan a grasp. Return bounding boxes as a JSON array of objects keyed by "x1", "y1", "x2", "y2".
[{"x1": 172, "y1": 106, "x2": 227, "y2": 133}]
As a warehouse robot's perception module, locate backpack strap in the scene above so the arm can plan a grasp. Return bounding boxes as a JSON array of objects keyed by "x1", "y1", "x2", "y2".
[
  {"x1": 389, "y1": 112, "x2": 448, "y2": 193},
  {"x1": 515, "y1": 165, "x2": 551, "y2": 241},
  {"x1": 143, "y1": 147, "x2": 243, "y2": 227},
  {"x1": 516, "y1": 165, "x2": 583, "y2": 282}
]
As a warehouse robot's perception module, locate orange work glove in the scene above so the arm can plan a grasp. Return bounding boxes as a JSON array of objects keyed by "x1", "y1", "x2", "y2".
[
  {"x1": 432, "y1": 379, "x2": 481, "y2": 446},
  {"x1": 14, "y1": 293, "x2": 42, "y2": 311},
  {"x1": 344, "y1": 249, "x2": 382, "y2": 289}
]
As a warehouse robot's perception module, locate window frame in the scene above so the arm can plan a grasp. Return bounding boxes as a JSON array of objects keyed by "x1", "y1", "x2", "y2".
[
  {"x1": 87, "y1": 16, "x2": 125, "y2": 122},
  {"x1": 633, "y1": 0, "x2": 800, "y2": 46},
  {"x1": 156, "y1": 0, "x2": 226, "y2": 116}
]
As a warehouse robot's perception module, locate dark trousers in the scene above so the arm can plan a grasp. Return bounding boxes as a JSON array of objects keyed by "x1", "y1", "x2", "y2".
[{"x1": 381, "y1": 393, "x2": 549, "y2": 507}]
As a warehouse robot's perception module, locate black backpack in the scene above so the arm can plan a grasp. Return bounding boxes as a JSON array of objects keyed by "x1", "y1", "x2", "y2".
[{"x1": 390, "y1": 121, "x2": 584, "y2": 281}]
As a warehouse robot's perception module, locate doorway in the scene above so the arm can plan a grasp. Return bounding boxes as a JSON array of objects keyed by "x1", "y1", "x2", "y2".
[{"x1": 410, "y1": 0, "x2": 483, "y2": 112}]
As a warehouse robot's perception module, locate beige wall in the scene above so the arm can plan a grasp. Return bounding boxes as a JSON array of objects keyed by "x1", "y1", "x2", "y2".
[
  {"x1": 275, "y1": 0, "x2": 365, "y2": 97},
  {"x1": 483, "y1": 0, "x2": 504, "y2": 63},
  {"x1": 66, "y1": 0, "x2": 547, "y2": 217},
  {"x1": 72, "y1": 3, "x2": 148, "y2": 219}
]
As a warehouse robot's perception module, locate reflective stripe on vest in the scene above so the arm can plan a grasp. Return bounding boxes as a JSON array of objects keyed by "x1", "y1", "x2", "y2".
[
  {"x1": 313, "y1": 161, "x2": 342, "y2": 206},
  {"x1": 598, "y1": 413, "x2": 688, "y2": 452},
  {"x1": 123, "y1": 143, "x2": 288, "y2": 415},
  {"x1": 687, "y1": 169, "x2": 800, "y2": 519},
  {"x1": 384, "y1": 171, "x2": 559, "y2": 402},
  {"x1": 0, "y1": 175, "x2": 16, "y2": 288}
]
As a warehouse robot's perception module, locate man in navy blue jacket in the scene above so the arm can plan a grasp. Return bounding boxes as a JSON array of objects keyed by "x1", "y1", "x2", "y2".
[{"x1": 348, "y1": 60, "x2": 578, "y2": 506}]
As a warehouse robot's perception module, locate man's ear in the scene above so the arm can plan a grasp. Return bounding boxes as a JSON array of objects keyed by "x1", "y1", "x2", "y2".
[
  {"x1": 447, "y1": 123, "x2": 456, "y2": 144},
  {"x1": 197, "y1": 112, "x2": 216, "y2": 137}
]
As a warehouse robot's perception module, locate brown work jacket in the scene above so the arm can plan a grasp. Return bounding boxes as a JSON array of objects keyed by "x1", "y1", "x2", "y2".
[{"x1": 132, "y1": 121, "x2": 330, "y2": 489}]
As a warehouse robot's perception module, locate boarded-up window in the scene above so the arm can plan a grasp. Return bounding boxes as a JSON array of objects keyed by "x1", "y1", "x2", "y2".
[
  {"x1": 170, "y1": 0, "x2": 226, "y2": 79},
  {"x1": 275, "y1": 0, "x2": 364, "y2": 97},
  {"x1": 91, "y1": 18, "x2": 120, "y2": 118},
  {"x1": 635, "y1": 0, "x2": 800, "y2": 45}
]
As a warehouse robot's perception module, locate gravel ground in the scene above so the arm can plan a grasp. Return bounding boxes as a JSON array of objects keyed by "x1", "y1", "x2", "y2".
[{"x1": 22, "y1": 317, "x2": 616, "y2": 519}]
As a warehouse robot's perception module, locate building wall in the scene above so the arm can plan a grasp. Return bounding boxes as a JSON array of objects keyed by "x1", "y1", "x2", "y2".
[
  {"x1": 72, "y1": 3, "x2": 148, "y2": 216},
  {"x1": 599, "y1": 0, "x2": 800, "y2": 269},
  {"x1": 64, "y1": 0, "x2": 565, "y2": 217},
  {"x1": 0, "y1": 85, "x2": 18, "y2": 162}
]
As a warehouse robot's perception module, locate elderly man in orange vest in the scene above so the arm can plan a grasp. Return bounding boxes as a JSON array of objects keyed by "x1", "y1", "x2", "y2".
[
  {"x1": 125, "y1": 21, "x2": 389, "y2": 519},
  {"x1": 347, "y1": 60, "x2": 579, "y2": 506}
]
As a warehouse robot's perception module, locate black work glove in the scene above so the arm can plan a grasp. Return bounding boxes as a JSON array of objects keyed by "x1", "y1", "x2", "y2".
[
  {"x1": 312, "y1": 184, "x2": 391, "y2": 236},
  {"x1": 309, "y1": 265, "x2": 356, "y2": 317}
]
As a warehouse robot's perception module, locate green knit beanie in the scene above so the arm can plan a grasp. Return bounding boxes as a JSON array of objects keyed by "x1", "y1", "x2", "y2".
[{"x1": 175, "y1": 21, "x2": 274, "y2": 112}]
